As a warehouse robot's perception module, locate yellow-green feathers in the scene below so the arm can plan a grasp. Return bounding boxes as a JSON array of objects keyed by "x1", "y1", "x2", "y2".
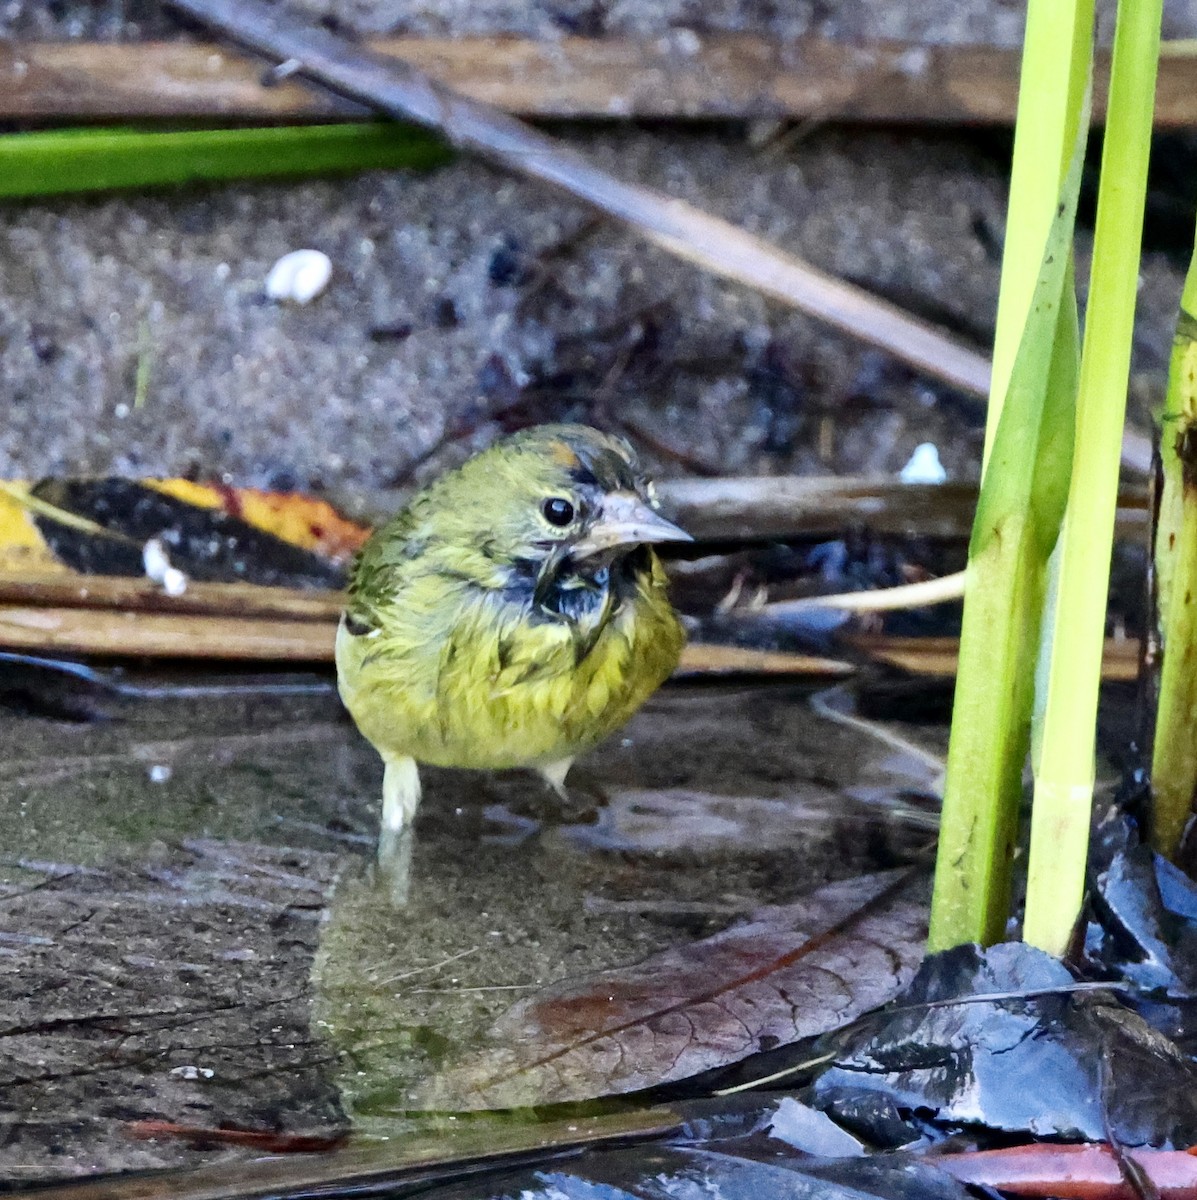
[{"x1": 336, "y1": 425, "x2": 687, "y2": 775}]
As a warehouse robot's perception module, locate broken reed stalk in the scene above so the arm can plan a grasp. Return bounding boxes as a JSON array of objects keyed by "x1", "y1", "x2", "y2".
[
  {"x1": 927, "y1": 0, "x2": 1094, "y2": 953},
  {"x1": 0, "y1": 605, "x2": 337, "y2": 661},
  {"x1": 1023, "y1": 0, "x2": 1162, "y2": 954},
  {"x1": 1151, "y1": 249, "x2": 1197, "y2": 857},
  {"x1": 163, "y1": 0, "x2": 990, "y2": 401},
  {"x1": 0, "y1": 36, "x2": 1034, "y2": 123},
  {"x1": 854, "y1": 635, "x2": 1139, "y2": 683},
  {"x1": 656, "y1": 478, "x2": 993, "y2": 542}
]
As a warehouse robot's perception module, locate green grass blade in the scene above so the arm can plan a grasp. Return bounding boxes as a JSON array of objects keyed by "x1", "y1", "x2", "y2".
[{"x1": 0, "y1": 122, "x2": 450, "y2": 198}]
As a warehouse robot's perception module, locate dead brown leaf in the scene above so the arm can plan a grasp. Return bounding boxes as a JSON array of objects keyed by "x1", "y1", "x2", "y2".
[{"x1": 424, "y1": 869, "x2": 928, "y2": 1109}]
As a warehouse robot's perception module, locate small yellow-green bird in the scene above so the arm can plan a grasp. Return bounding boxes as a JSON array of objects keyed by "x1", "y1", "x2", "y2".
[{"x1": 336, "y1": 424, "x2": 691, "y2": 849}]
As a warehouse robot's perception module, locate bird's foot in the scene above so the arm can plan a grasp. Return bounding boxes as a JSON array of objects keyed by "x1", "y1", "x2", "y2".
[
  {"x1": 374, "y1": 823, "x2": 414, "y2": 906},
  {"x1": 480, "y1": 762, "x2": 608, "y2": 828},
  {"x1": 529, "y1": 762, "x2": 608, "y2": 826}
]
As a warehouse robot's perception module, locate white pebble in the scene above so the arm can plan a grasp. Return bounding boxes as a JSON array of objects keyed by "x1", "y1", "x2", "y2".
[
  {"x1": 148, "y1": 764, "x2": 172, "y2": 784},
  {"x1": 265, "y1": 249, "x2": 333, "y2": 304},
  {"x1": 899, "y1": 443, "x2": 947, "y2": 484},
  {"x1": 161, "y1": 567, "x2": 188, "y2": 597},
  {"x1": 141, "y1": 537, "x2": 170, "y2": 580},
  {"x1": 170, "y1": 1064, "x2": 214, "y2": 1081},
  {"x1": 142, "y1": 536, "x2": 190, "y2": 596}
]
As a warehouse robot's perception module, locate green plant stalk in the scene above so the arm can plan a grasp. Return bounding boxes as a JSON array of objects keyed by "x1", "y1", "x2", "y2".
[
  {"x1": 1154, "y1": 279, "x2": 1197, "y2": 626},
  {"x1": 982, "y1": 0, "x2": 1094, "y2": 470},
  {"x1": 930, "y1": 530, "x2": 1044, "y2": 948},
  {"x1": 0, "y1": 122, "x2": 449, "y2": 198},
  {"x1": 1031, "y1": 264, "x2": 1081, "y2": 779},
  {"x1": 929, "y1": 126, "x2": 1087, "y2": 952},
  {"x1": 1024, "y1": 0, "x2": 1162, "y2": 954},
  {"x1": 1151, "y1": 253, "x2": 1197, "y2": 858},
  {"x1": 928, "y1": 0, "x2": 1093, "y2": 952}
]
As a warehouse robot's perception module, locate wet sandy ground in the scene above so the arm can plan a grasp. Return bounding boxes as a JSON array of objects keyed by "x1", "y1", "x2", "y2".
[{"x1": 0, "y1": 675, "x2": 941, "y2": 1178}]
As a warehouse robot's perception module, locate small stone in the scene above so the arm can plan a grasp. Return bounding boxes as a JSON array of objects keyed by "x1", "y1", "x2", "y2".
[
  {"x1": 170, "y1": 1064, "x2": 214, "y2": 1081},
  {"x1": 142, "y1": 537, "x2": 189, "y2": 596},
  {"x1": 161, "y1": 568, "x2": 187, "y2": 597},
  {"x1": 265, "y1": 249, "x2": 333, "y2": 304},
  {"x1": 899, "y1": 442, "x2": 947, "y2": 484}
]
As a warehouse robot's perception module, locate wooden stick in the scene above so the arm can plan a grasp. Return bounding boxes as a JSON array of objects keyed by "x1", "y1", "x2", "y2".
[
  {"x1": 0, "y1": 571, "x2": 343, "y2": 621},
  {"x1": 675, "y1": 643, "x2": 853, "y2": 677},
  {"x1": 0, "y1": 600, "x2": 1142, "y2": 680},
  {"x1": 9, "y1": 37, "x2": 1197, "y2": 128},
  {"x1": 0, "y1": 605, "x2": 336, "y2": 661},
  {"x1": 0, "y1": 602, "x2": 848, "y2": 673},
  {"x1": 657, "y1": 477, "x2": 1150, "y2": 542},
  {"x1": 847, "y1": 633, "x2": 1141, "y2": 682},
  {"x1": 161, "y1": 0, "x2": 992, "y2": 400}
]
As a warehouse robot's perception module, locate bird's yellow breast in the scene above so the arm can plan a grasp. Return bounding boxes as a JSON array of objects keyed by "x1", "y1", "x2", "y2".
[{"x1": 335, "y1": 554, "x2": 683, "y2": 772}]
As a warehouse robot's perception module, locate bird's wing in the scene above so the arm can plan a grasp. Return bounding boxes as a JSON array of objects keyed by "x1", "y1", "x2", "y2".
[{"x1": 345, "y1": 510, "x2": 416, "y2": 631}]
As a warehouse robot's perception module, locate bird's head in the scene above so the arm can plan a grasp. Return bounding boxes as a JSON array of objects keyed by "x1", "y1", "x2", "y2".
[{"x1": 423, "y1": 425, "x2": 691, "y2": 593}]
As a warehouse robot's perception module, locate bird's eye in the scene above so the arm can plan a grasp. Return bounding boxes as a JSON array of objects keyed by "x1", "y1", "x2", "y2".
[{"x1": 542, "y1": 496, "x2": 576, "y2": 526}]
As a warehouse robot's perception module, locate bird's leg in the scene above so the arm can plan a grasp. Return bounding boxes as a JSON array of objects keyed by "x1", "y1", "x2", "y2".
[
  {"x1": 376, "y1": 755, "x2": 421, "y2": 906},
  {"x1": 382, "y1": 754, "x2": 422, "y2": 830},
  {"x1": 537, "y1": 757, "x2": 573, "y2": 799}
]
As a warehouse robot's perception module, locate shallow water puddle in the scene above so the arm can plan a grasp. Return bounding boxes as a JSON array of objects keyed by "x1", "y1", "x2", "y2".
[{"x1": 0, "y1": 676, "x2": 940, "y2": 1178}]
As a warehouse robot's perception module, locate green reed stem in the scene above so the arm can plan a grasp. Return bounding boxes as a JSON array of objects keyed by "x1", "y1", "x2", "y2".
[
  {"x1": 1151, "y1": 250, "x2": 1197, "y2": 858},
  {"x1": 982, "y1": 0, "x2": 1094, "y2": 470},
  {"x1": 0, "y1": 122, "x2": 449, "y2": 198},
  {"x1": 1024, "y1": 0, "x2": 1162, "y2": 955},
  {"x1": 928, "y1": 0, "x2": 1094, "y2": 952}
]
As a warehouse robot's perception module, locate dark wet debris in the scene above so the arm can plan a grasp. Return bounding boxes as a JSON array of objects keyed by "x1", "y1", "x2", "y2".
[
  {"x1": 14, "y1": 823, "x2": 1197, "y2": 1196},
  {"x1": 415, "y1": 1142, "x2": 973, "y2": 1200},
  {"x1": 814, "y1": 940, "x2": 1197, "y2": 1149},
  {"x1": 1084, "y1": 808, "x2": 1197, "y2": 1000}
]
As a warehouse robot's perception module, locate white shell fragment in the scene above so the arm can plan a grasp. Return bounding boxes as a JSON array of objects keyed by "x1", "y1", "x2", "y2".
[
  {"x1": 899, "y1": 442, "x2": 947, "y2": 485},
  {"x1": 142, "y1": 536, "x2": 189, "y2": 597},
  {"x1": 265, "y1": 249, "x2": 333, "y2": 304},
  {"x1": 170, "y1": 1064, "x2": 215, "y2": 1081}
]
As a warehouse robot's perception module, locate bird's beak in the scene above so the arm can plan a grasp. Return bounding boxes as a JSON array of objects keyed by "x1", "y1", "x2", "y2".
[{"x1": 571, "y1": 490, "x2": 693, "y2": 558}]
